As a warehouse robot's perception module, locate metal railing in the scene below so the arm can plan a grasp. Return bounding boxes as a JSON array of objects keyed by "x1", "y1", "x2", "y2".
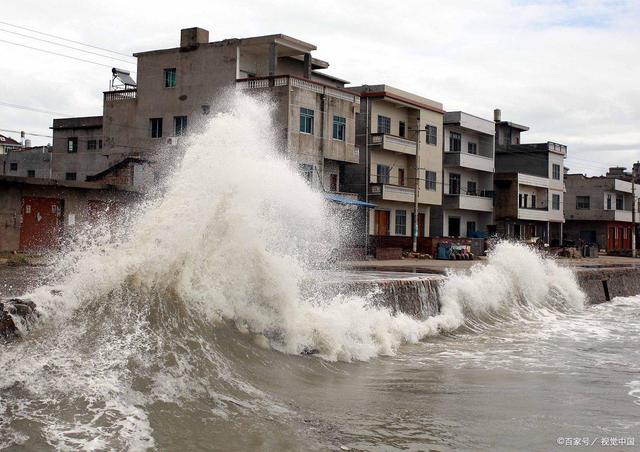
[{"x1": 104, "y1": 89, "x2": 137, "y2": 101}]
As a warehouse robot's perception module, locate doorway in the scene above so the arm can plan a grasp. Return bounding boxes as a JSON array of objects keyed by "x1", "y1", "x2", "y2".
[
  {"x1": 449, "y1": 217, "x2": 461, "y2": 237},
  {"x1": 374, "y1": 210, "x2": 390, "y2": 236}
]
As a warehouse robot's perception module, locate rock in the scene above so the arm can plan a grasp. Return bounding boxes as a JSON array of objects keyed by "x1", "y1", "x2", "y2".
[{"x1": 0, "y1": 298, "x2": 38, "y2": 342}]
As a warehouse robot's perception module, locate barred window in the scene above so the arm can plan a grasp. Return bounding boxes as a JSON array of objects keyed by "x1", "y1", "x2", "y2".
[
  {"x1": 395, "y1": 210, "x2": 407, "y2": 235},
  {"x1": 426, "y1": 125, "x2": 438, "y2": 145},
  {"x1": 425, "y1": 171, "x2": 437, "y2": 191},
  {"x1": 377, "y1": 115, "x2": 391, "y2": 134},
  {"x1": 576, "y1": 196, "x2": 590, "y2": 210}
]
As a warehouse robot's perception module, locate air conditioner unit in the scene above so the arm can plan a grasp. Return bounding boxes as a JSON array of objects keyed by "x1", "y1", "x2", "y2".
[{"x1": 166, "y1": 136, "x2": 180, "y2": 146}]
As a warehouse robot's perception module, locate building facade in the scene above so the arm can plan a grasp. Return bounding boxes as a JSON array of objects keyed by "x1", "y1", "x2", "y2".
[
  {"x1": 431, "y1": 111, "x2": 495, "y2": 237},
  {"x1": 564, "y1": 172, "x2": 639, "y2": 252},
  {"x1": 493, "y1": 110, "x2": 566, "y2": 244},
  {"x1": 341, "y1": 85, "x2": 444, "y2": 248},
  {"x1": 51, "y1": 27, "x2": 359, "y2": 192}
]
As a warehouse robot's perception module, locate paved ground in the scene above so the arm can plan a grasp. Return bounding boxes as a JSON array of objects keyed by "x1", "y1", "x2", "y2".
[{"x1": 343, "y1": 255, "x2": 640, "y2": 273}]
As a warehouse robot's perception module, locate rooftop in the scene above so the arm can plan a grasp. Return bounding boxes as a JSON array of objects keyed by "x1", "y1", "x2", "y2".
[
  {"x1": 51, "y1": 116, "x2": 103, "y2": 130},
  {"x1": 0, "y1": 134, "x2": 21, "y2": 146},
  {"x1": 348, "y1": 84, "x2": 444, "y2": 113}
]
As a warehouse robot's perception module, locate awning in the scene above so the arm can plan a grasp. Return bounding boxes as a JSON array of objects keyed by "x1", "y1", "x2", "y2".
[{"x1": 324, "y1": 193, "x2": 376, "y2": 208}]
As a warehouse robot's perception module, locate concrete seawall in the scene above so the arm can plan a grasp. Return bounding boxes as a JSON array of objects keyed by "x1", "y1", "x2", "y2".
[
  {"x1": 575, "y1": 267, "x2": 640, "y2": 304},
  {"x1": 326, "y1": 265, "x2": 640, "y2": 319}
]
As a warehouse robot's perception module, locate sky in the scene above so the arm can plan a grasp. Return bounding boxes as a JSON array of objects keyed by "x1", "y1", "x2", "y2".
[{"x1": 0, "y1": 0, "x2": 638, "y2": 175}]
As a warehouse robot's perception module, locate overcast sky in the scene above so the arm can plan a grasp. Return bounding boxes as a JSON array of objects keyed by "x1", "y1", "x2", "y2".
[{"x1": 1, "y1": 0, "x2": 638, "y2": 175}]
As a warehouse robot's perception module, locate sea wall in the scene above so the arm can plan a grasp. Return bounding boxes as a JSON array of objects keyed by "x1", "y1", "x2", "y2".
[{"x1": 574, "y1": 267, "x2": 640, "y2": 304}]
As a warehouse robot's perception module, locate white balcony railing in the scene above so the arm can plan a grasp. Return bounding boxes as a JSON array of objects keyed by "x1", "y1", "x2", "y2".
[{"x1": 236, "y1": 75, "x2": 359, "y2": 103}]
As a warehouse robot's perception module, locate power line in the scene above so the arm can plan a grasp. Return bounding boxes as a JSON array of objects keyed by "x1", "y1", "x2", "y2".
[
  {"x1": 0, "y1": 28, "x2": 135, "y2": 65},
  {"x1": 0, "y1": 100, "x2": 72, "y2": 117},
  {"x1": 0, "y1": 128, "x2": 52, "y2": 138},
  {"x1": 0, "y1": 20, "x2": 134, "y2": 59},
  {"x1": 0, "y1": 39, "x2": 135, "y2": 71}
]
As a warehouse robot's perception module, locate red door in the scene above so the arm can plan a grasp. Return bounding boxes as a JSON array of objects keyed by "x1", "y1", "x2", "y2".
[
  {"x1": 19, "y1": 197, "x2": 63, "y2": 251},
  {"x1": 375, "y1": 210, "x2": 390, "y2": 236},
  {"x1": 607, "y1": 226, "x2": 615, "y2": 251}
]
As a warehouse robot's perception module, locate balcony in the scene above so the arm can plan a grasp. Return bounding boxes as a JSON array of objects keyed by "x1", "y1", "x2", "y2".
[
  {"x1": 443, "y1": 151, "x2": 494, "y2": 172},
  {"x1": 236, "y1": 75, "x2": 359, "y2": 103},
  {"x1": 518, "y1": 206, "x2": 549, "y2": 221},
  {"x1": 369, "y1": 183, "x2": 414, "y2": 203},
  {"x1": 104, "y1": 89, "x2": 137, "y2": 102},
  {"x1": 443, "y1": 193, "x2": 493, "y2": 212},
  {"x1": 370, "y1": 133, "x2": 416, "y2": 156}
]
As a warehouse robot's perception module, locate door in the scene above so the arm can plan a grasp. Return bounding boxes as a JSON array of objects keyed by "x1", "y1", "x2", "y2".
[
  {"x1": 448, "y1": 217, "x2": 461, "y2": 237},
  {"x1": 608, "y1": 226, "x2": 615, "y2": 250},
  {"x1": 449, "y1": 173, "x2": 461, "y2": 195},
  {"x1": 19, "y1": 197, "x2": 63, "y2": 251},
  {"x1": 374, "y1": 210, "x2": 390, "y2": 236},
  {"x1": 411, "y1": 213, "x2": 426, "y2": 237}
]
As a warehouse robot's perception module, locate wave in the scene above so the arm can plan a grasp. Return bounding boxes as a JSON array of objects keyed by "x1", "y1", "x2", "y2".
[{"x1": 0, "y1": 92, "x2": 587, "y2": 449}]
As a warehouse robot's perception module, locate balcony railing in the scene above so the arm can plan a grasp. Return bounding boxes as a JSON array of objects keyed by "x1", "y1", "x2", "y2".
[
  {"x1": 104, "y1": 89, "x2": 137, "y2": 101},
  {"x1": 236, "y1": 75, "x2": 359, "y2": 103},
  {"x1": 369, "y1": 183, "x2": 414, "y2": 203},
  {"x1": 370, "y1": 133, "x2": 416, "y2": 155}
]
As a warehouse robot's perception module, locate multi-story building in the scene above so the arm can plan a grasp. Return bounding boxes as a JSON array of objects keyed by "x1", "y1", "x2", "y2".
[
  {"x1": 52, "y1": 27, "x2": 360, "y2": 192},
  {"x1": 430, "y1": 111, "x2": 495, "y2": 237},
  {"x1": 0, "y1": 134, "x2": 22, "y2": 155},
  {"x1": 1, "y1": 145, "x2": 52, "y2": 179},
  {"x1": 493, "y1": 109, "x2": 566, "y2": 244},
  {"x1": 564, "y1": 170, "x2": 639, "y2": 253},
  {"x1": 341, "y1": 85, "x2": 444, "y2": 247}
]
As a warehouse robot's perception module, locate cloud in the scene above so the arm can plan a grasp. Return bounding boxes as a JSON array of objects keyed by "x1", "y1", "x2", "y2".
[{"x1": 0, "y1": 0, "x2": 638, "y2": 175}]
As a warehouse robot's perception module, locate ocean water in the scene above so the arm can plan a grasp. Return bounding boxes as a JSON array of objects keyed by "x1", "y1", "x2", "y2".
[{"x1": 0, "y1": 94, "x2": 637, "y2": 451}]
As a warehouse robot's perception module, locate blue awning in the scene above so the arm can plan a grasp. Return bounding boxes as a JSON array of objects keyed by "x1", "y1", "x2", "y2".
[{"x1": 324, "y1": 193, "x2": 376, "y2": 208}]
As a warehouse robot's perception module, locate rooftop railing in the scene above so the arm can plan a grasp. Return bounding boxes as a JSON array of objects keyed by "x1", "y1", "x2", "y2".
[
  {"x1": 104, "y1": 89, "x2": 137, "y2": 101},
  {"x1": 236, "y1": 75, "x2": 359, "y2": 103}
]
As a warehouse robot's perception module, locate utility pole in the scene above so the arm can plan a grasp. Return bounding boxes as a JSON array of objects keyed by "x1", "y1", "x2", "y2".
[
  {"x1": 632, "y1": 174, "x2": 637, "y2": 258},
  {"x1": 413, "y1": 118, "x2": 420, "y2": 253}
]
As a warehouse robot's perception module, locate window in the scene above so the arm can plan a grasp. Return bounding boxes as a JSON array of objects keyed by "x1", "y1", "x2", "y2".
[
  {"x1": 449, "y1": 173, "x2": 461, "y2": 195},
  {"x1": 576, "y1": 196, "x2": 590, "y2": 210},
  {"x1": 87, "y1": 139, "x2": 97, "y2": 150},
  {"x1": 616, "y1": 196, "x2": 623, "y2": 210},
  {"x1": 523, "y1": 194, "x2": 528, "y2": 208},
  {"x1": 299, "y1": 163, "x2": 313, "y2": 183},
  {"x1": 606, "y1": 194, "x2": 612, "y2": 210},
  {"x1": 329, "y1": 174, "x2": 338, "y2": 192},
  {"x1": 398, "y1": 168, "x2": 405, "y2": 186},
  {"x1": 425, "y1": 171, "x2": 437, "y2": 191},
  {"x1": 65, "y1": 172, "x2": 77, "y2": 181},
  {"x1": 332, "y1": 116, "x2": 346, "y2": 141},
  {"x1": 468, "y1": 142, "x2": 477, "y2": 154},
  {"x1": 552, "y1": 163, "x2": 561, "y2": 180},
  {"x1": 67, "y1": 137, "x2": 78, "y2": 153},
  {"x1": 449, "y1": 132, "x2": 461, "y2": 152},
  {"x1": 98, "y1": 139, "x2": 103, "y2": 149},
  {"x1": 467, "y1": 181, "x2": 477, "y2": 196},
  {"x1": 395, "y1": 210, "x2": 407, "y2": 235},
  {"x1": 376, "y1": 164, "x2": 390, "y2": 184},
  {"x1": 377, "y1": 115, "x2": 391, "y2": 134},
  {"x1": 9, "y1": 162, "x2": 17, "y2": 171},
  {"x1": 399, "y1": 121, "x2": 406, "y2": 138},
  {"x1": 150, "y1": 118, "x2": 163, "y2": 138},
  {"x1": 519, "y1": 194, "x2": 523, "y2": 208},
  {"x1": 27, "y1": 170, "x2": 35, "y2": 178},
  {"x1": 467, "y1": 221, "x2": 476, "y2": 236},
  {"x1": 552, "y1": 194, "x2": 560, "y2": 210},
  {"x1": 426, "y1": 125, "x2": 437, "y2": 145},
  {"x1": 531, "y1": 194, "x2": 537, "y2": 208},
  {"x1": 164, "y1": 68, "x2": 176, "y2": 88},
  {"x1": 300, "y1": 108, "x2": 314, "y2": 134},
  {"x1": 174, "y1": 116, "x2": 188, "y2": 136}
]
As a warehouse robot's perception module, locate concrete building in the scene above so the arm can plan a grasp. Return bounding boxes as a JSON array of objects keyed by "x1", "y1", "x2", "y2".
[
  {"x1": 564, "y1": 171, "x2": 639, "y2": 253},
  {"x1": 493, "y1": 110, "x2": 566, "y2": 244},
  {"x1": 341, "y1": 85, "x2": 444, "y2": 249},
  {"x1": 430, "y1": 111, "x2": 495, "y2": 238},
  {"x1": 1, "y1": 144, "x2": 52, "y2": 179},
  {"x1": 51, "y1": 27, "x2": 359, "y2": 192}
]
